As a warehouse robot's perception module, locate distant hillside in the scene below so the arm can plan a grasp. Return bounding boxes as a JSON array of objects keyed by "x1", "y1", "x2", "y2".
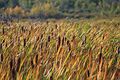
[{"x1": 0, "y1": 0, "x2": 120, "y2": 19}]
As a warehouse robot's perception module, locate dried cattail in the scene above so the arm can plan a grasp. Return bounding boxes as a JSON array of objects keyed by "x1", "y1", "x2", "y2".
[
  {"x1": 2, "y1": 39, "x2": 5, "y2": 44},
  {"x1": 103, "y1": 34, "x2": 105, "y2": 40},
  {"x1": 31, "y1": 58, "x2": 34, "y2": 68},
  {"x1": 35, "y1": 54, "x2": 38, "y2": 65},
  {"x1": 22, "y1": 26, "x2": 26, "y2": 33},
  {"x1": 23, "y1": 38, "x2": 26, "y2": 47},
  {"x1": 11, "y1": 67, "x2": 16, "y2": 80},
  {"x1": 87, "y1": 70, "x2": 90, "y2": 77},
  {"x1": 21, "y1": 26, "x2": 24, "y2": 32},
  {"x1": 62, "y1": 37, "x2": 64, "y2": 46},
  {"x1": 97, "y1": 47, "x2": 103, "y2": 79},
  {"x1": 48, "y1": 35, "x2": 50, "y2": 42},
  {"x1": 28, "y1": 31, "x2": 31, "y2": 36},
  {"x1": 46, "y1": 42, "x2": 48, "y2": 47},
  {"x1": 2, "y1": 26, "x2": 5, "y2": 34},
  {"x1": 16, "y1": 56, "x2": 21, "y2": 72},
  {"x1": 98, "y1": 47, "x2": 103, "y2": 64},
  {"x1": 36, "y1": 36, "x2": 39, "y2": 41},
  {"x1": 41, "y1": 34, "x2": 43, "y2": 39},
  {"x1": 89, "y1": 48, "x2": 92, "y2": 68},
  {"x1": 30, "y1": 25, "x2": 33, "y2": 30},
  {"x1": 55, "y1": 24, "x2": 58, "y2": 29},
  {"x1": 57, "y1": 36, "x2": 61, "y2": 50},
  {"x1": 67, "y1": 40, "x2": 71, "y2": 51},
  {"x1": 0, "y1": 43, "x2": 2, "y2": 51},
  {"x1": 0, "y1": 53, "x2": 3, "y2": 63},
  {"x1": 65, "y1": 37, "x2": 67, "y2": 42},
  {"x1": 10, "y1": 59, "x2": 13, "y2": 71}
]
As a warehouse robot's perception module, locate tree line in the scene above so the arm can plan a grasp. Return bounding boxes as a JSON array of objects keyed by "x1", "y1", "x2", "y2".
[{"x1": 0, "y1": 0, "x2": 120, "y2": 19}]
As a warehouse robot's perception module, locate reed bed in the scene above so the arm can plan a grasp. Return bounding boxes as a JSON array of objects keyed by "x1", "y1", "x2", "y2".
[{"x1": 0, "y1": 19, "x2": 120, "y2": 80}]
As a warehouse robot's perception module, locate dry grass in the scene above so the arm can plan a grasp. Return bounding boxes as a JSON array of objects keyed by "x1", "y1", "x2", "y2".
[{"x1": 0, "y1": 18, "x2": 120, "y2": 80}]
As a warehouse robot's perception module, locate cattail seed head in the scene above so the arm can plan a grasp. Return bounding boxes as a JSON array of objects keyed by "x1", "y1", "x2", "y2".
[
  {"x1": 57, "y1": 36, "x2": 61, "y2": 50},
  {"x1": 2, "y1": 39, "x2": 5, "y2": 44},
  {"x1": 41, "y1": 34, "x2": 43, "y2": 39},
  {"x1": 87, "y1": 70, "x2": 90, "y2": 77},
  {"x1": 62, "y1": 37, "x2": 64, "y2": 46},
  {"x1": 0, "y1": 43, "x2": 2, "y2": 51},
  {"x1": 16, "y1": 57, "x2": 21, "y2": 72},
  {"x1": 67, "y1": 40, "x2": 71, "y2": 51},
  {"x1": 46, "y1": 42, "x2": 48, "y2": 47},
  {"x1": 11, "y1": 67, "x2": 16, "y2": 80},
  {"x1": 21, "y1": 26, "x2": 25, "y2": 33},
  {"x1": 23, "y1": 38, "x2": 26, "y2": 47},
  {"x1": 35, "y1": 54, "x2": 38, "y2": 64},
  {"x1": 10, "y1": 59, "x2": 13, "y2": 71},
  {"x1": 98, "y1": 47, "x2": 103, "y2": 64},
  {"x1": 31, "y1": 58, "x2": 34, "y2": 68},
  {"x1": 55, "y1": 24, "x2": 58, "y2": 29},
  {"x1": 48, "y1": 36, "x2": 50, "y2": 42},
  {"x1": 36, "y1": 36, "x2": 39, "y2": 41},
  {"x1": 2, "y1": 26, "x2": 5, "y2": 34},
  {"x1": 0, "y1": 53, "x2": 3, "y2": 63}
]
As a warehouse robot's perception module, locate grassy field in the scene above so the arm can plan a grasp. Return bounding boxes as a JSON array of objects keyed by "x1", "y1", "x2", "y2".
[{"x1": 0, "y1": 18, "x2": 120, "y2": 80}]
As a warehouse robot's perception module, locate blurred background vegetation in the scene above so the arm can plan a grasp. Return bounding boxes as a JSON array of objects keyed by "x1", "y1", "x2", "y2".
[{"x1": 0, "y1": 0, "x2": 120, "y2": 19}]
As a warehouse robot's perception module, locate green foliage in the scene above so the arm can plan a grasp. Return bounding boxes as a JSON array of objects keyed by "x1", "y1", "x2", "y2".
[{"x1": 18, "y1": 0, "x2": 34, "y2": 9}]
